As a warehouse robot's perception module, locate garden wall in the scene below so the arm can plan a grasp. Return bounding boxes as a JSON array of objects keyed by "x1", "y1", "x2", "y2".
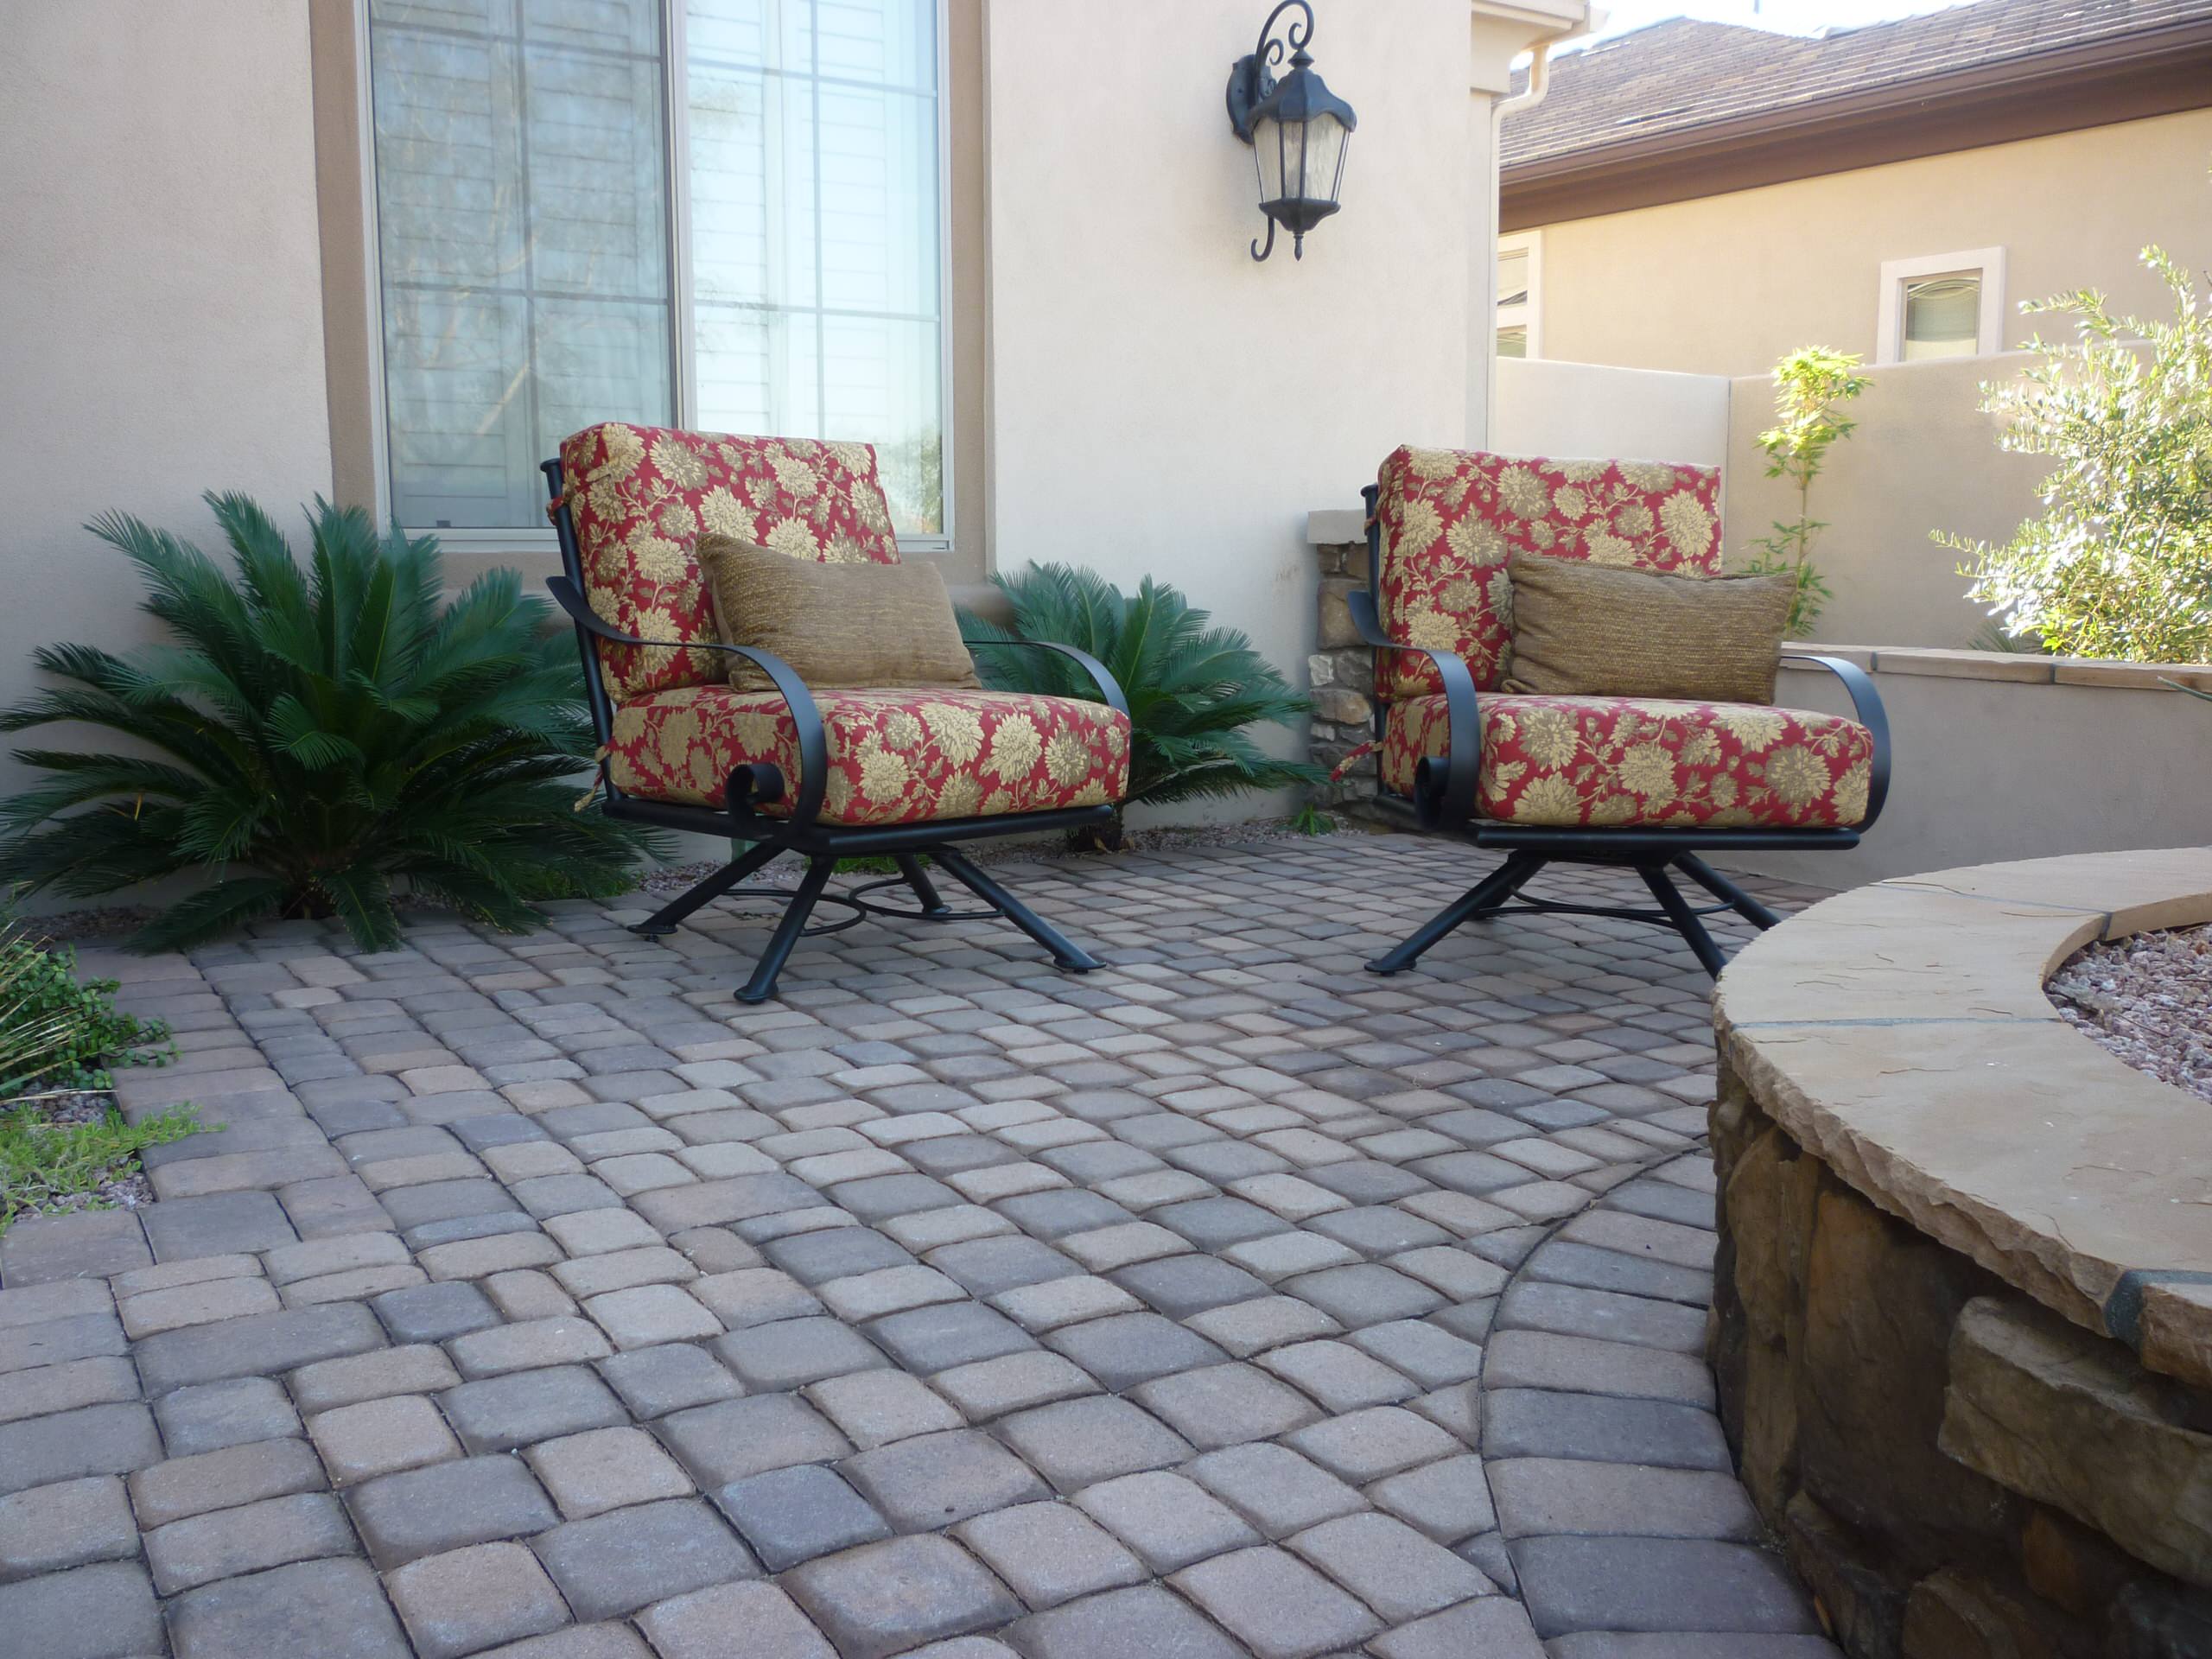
[
  {"x1": 1491, "y1": 353, "x2": 2050, "y2": 650},
  {"x1": 1722, "y1": 352, "x2": 2050, "y2": 651},
  {"x1": 1709, "y1": 850, "x2": 2212, "y2": 1659}
]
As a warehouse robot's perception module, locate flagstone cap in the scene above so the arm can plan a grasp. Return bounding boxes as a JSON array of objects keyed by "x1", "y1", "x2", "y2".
[{"x1": 1713, "y1": 846, "x2": 2212, "y2": 1389}]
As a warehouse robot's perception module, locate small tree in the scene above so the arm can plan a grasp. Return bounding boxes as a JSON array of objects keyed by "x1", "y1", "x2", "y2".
[
  {"x1": 1936, "y1": 249, "x2": 2212, "y2": 664},
  {"x1": 1745, "y1": 346, "x2": 1872, "y2": 635}
]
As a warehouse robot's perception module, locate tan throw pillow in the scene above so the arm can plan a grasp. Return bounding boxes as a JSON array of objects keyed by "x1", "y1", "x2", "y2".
[
  {"x1": 694, "y1": 534, "x2": 981, "y2": 694},
  {"x1": 1503, "y1": 553, "x2": 1792, "y2": 704}
]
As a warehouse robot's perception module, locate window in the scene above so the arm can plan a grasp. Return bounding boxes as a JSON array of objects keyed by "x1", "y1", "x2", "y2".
[
  {"x1": 364, "y1": 0, "x2": 947, "y2": 541},
  {"x1": 1497, "y1": 231, "x2": 1538, "y2": 360},
  {"x1": 1876, "y1": 248, "x2": 2005, "y2": 366}
]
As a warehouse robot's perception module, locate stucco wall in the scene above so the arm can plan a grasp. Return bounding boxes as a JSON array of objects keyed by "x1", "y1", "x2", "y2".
[
  {"x1": 1731, "y1": 658, "x2": 2212, "y2": 887},
  {"x1": 0, "y1": 3, "x2": 335, "y2": 804},
  {"x1": 1490, "y1": 354, "x2": 2041, "y2": 649},
  {"x1": 1520, "y1": 107, "x2": 2212, "y2": 379},
  {"x1": 1495, "y1": 357, "x2": 1731, "y2": 467},
  {"x1": 1725, "y1": 353, "x2": 2050, "y2": 648},
  {"x1": 986, "y1": 0, "x2": 1484, "y2": 819}
]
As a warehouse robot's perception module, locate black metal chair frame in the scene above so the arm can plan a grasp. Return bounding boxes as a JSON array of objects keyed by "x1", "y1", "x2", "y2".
[
  {"x1": 543, "y1": 457, "x2": 1130, "y2": 1004},
  {"x1": 1349, "y1": 482, "x2": 1892, "y2": 978}
]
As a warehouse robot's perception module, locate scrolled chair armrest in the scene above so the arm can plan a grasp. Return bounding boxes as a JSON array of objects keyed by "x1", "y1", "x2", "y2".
[
  {"x1": 958, "y1": 636, "x2": 1130, "y2": 721},
  {"x1": 1781, "y1": 652, "x2": 1892, "y2": 832},
  {"x1": 1346, "y1": 588, "x2": 1480, "y2": 831},
  {"x1": 546, "y1": 576, "x2": 829, "y2": 831}
]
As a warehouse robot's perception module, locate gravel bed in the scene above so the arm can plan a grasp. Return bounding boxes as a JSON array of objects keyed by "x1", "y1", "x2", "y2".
[
  {"x1": 2, "y1": 1090, "x2": 157, "y2": 1230},
  {"x1": 2048, "y1": 923, "x2": 2212, "y2": 1105}
]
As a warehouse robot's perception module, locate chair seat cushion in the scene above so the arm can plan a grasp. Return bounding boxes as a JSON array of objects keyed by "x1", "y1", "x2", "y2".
[
  {"x1": 609, "y1": 685, "x2": 1131, "y2": 826},
  {"x1": 1382, "y1": 693, "x2": 1873, "y2": 829}
]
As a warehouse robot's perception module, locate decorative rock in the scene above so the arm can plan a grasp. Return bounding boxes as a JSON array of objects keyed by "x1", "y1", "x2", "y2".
[{"x1": 1940, "y1": 1295, "x2": 2212, "y2": 1589}]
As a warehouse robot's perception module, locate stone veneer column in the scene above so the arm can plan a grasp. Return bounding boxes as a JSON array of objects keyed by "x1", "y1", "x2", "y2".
[{"x1": 1307, "y1": 538, "x2": 1385, "y2": 821}]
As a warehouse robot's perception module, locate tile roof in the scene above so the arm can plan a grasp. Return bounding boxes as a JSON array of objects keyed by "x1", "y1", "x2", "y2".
[{"x1": 1503, "y1": 0, "x2": 2212, "y2": 167}]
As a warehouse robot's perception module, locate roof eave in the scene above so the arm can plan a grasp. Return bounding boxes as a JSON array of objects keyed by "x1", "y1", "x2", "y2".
[{"x1": 1501, "y1": 16, "x2": 2212, "y2": 229}]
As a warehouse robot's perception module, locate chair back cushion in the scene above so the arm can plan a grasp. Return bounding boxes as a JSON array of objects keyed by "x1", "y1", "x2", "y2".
[
  {"x1": 1373, "y1": 447, "x2": 1723, "y2": 698},
  {"x1": 557, "y1": 423, "x2": 900, "y2": 701},
  {"x1": 1503, "y1": 555, "x2": 1790, "y2": 704},
  {"x1": 696, "y1": 534, "x2": 980, "y2": 694}
]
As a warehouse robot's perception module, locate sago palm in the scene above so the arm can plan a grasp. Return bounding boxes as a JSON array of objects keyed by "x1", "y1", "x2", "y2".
[
  {"x1": 0, "y1": 494, "x2": 662, "y2": 950},
  {"x1": 962, "y1": 563, "x2": 1320, "y2": 849}
]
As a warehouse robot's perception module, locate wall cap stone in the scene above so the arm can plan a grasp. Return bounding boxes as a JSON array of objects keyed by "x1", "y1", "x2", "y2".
[
  {"x1": 1306, "y1": 508, "x2": 1367, "y2": 546},
  {"x1": 1781, "y1": 646, "x2": 2212, "y2": 692},
  {"x1": 1715, "y1": 847, "x2": 2212, "y2": 1389}
]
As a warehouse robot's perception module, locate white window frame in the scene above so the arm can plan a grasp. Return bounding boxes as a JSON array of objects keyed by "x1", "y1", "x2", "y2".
[
  {"x1": 1875, "y1": 247, "x2": 2006, "y2": 366},
  {"x1": 1496, "y1": 229, "x2": 1541, "y2": 362},
  {"x1": 353, "y1": 0, "x2": 957, "y2": 556}
]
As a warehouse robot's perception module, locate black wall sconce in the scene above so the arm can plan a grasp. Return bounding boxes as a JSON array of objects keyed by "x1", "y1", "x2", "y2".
[{"x1": 1225, "y1": 1, "x2": 1357, "y2": 262}]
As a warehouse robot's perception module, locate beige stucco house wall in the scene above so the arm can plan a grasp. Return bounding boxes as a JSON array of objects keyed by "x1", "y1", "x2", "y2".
[
  {"x1": 0, "y1": 2, "x2": 337, "y2": 804},
  {"x1": 1515, "y1": 105, "x2": 2212, "y2": 378},
  {"x1": 987, "y1": 0, "x2": 1516, "y2": 728},
  {"x1": 0, "y1": 0, "x2": 1584, "y2": 822}
]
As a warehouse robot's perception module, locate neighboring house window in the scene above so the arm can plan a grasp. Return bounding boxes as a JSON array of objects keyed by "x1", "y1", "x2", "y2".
[
  {"x1": 1876, "y1": 248, "x2": 2005, "y2": 366},
  {"x1": 1497, "y1": 232, "x2": 1539, "y2": 360},
  {"x1": 365, "y1": 0, "x2": 948, "y2": 542}
]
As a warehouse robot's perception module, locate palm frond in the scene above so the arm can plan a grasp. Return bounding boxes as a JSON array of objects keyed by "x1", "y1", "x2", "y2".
[
  {"x1": 0, "y1": 495, "x2": 657, "y2": 949},
  {"x1": 975, "y1": 564, "x2": 1316, "y2": 834}
]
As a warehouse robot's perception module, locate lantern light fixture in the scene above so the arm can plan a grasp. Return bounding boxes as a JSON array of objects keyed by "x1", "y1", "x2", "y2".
[{"x1": 1225, "y1": 1, "x2": 1357, "y2": 262}]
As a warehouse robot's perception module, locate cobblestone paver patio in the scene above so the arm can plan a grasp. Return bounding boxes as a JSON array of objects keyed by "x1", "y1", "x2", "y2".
[{"x1": 0, "y1": 836, "x2": 1842, "y2": 1658}]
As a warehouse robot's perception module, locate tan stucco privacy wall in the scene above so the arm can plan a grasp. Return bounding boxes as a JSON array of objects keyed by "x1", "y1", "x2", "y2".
[
  {"x1": 1494, "y1": 357, "x2": 1730, "y2": 467},
  {"x1": 1492, "y1": 353, "x2": 2053, "y2": 648},
  {"x1": 1518, "y1": 106, "x2": 2212, "y2": 379},
  {"x1": 0, "y1": 3, "x2": 336, "y2": 807},
  {"x1": 1732, "y1": 653, "x2": 2212, "y2": 887},
  {"x1": 1723, "y1": 351, "x2": 2051, "y2": 646}
]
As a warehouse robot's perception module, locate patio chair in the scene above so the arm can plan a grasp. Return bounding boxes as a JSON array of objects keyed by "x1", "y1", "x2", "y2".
[
  {"x1": 542, "y1": 423, "x2": 1130, "y2": 1003},
  {"x1": 1344, "y1": 447, "x2": 1891, "y2": 976}
]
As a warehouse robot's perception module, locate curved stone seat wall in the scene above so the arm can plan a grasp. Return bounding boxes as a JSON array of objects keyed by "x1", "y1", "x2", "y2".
[{"x1": 1707, "y1": 848, "x2": 2212, "y2": 1659}]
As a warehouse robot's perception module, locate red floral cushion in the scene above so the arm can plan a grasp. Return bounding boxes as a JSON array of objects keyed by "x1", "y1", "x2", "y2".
[
  {"x1": 1382, "y1": 693, "x2": 1872, "y2": 829},
  {"x1": 556, "y1": 423, "x2": 901, "y2": 702},
  {"x1": 1373, "y1": 448, "x2": 1723, "y2": 699},
  {"x1": 608, "y1": 685, "x2": 1131, "y2": 827}
]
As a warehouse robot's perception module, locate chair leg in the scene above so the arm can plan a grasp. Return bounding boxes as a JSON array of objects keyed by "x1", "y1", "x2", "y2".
[
  {"x1": 631, "y1": 840, "x2": 783, "y2": 938},
  {"x1": 1367, "y1": 850, "x2": 1548, "y2": 976},
  {"x1": 927, "y1": 845, "x2": 1102, "y2": 973},
  {"x1": 895, "y1": 853, "x2": 951, "y2": 917},
  {"x1": 735, "y1": 855, "x2": 836, "y2": 1005},
  {"x1": 1674, "y1": 853, "x2": 1784, "y2": 931},
  {"x1": 1636, "y1": 862, "x2": 1730, "y2": 978}
]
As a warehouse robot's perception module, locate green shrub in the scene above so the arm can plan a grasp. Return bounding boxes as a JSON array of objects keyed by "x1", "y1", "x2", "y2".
[
  {"x1": 1745, "y1": 345, "x2": 1871, "y2": 635},
  {"x1": 0, "y1": 931, "x2": 172, "y2": 1097},
  {"x1": 0, "y1": 1104, "x2": 200, "y2": 1234},
  {"x1": 0, "y1": 926, "x2": 196, "y2": 1235},
  {"x1": 0, "y1": 495, "x2": 664, "y2": 951},
  {"x1": 961, "y1": 564, "x2": 1322, "y2": 850},
  {"x1": 1938, "y1": 250, "x2": 2212, "y2": 663}
]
